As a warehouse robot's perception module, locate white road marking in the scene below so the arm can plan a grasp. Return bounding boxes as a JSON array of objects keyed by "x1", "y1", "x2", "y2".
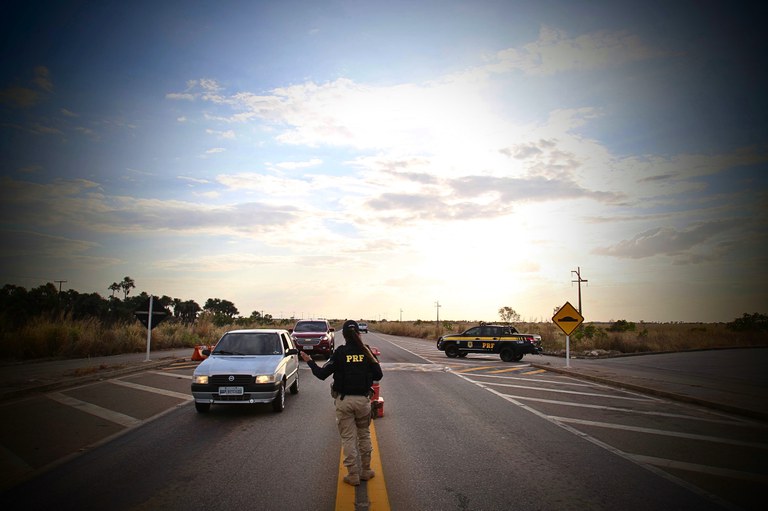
[
  {"x1": 469, "y1": 373, "x2": 590, "y2": 385},
  {"x1": 47, "y1": 393, "x2": 140, "y2": 427},
  {"x1": 549, "y1": 416, "x2": 768, "y2": 450},
  {"x1": 628, "y1": 454, "x2": 768, "y2": 483},
  {"x1": 148, "y1": 370, "x2": 193, "y2": 380},
  {"x1": 110, "y1": 379, "x2": 193, "y2": 400},
  {"x1": 496, "y1": 395, "x2": 750, "y2": 425},
  {"x1": 480, "y1": 381, "x2": 651, "y2": 401},
  {"x1": 455, "y1": 373, "x2": 740, "y2": 510}
]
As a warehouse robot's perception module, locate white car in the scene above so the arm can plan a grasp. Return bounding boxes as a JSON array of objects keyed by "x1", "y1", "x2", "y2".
[
  {"x1": 357, "y1": 322, "x2": 368, "y2": 333},
  {"x1": 191, "y1": 329, "x2": 299, "y2": 413}
]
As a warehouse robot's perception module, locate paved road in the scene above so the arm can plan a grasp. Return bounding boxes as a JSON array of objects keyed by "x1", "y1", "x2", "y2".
[
  {"x1": 531, "y1": 348, "x2": 768, "y2": 420},
  {"x1": 5, "y1": 340, "x2": 760, "y2": 510},
  {"x1": 2, "y1": 346, "x2": 767, "y2": 421},
  {"x1": 0, "y1": 349, "x2": 190, "y2": 401}
]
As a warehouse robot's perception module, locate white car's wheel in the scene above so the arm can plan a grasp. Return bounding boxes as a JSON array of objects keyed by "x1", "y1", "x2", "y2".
[{"x1": 272, "y1": 380, "x2": 285, "y2": 412}]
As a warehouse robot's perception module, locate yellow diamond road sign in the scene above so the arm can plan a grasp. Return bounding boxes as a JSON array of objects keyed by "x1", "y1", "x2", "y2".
[{"x1": 552, "y1": 301, "x2": 584, "y2": 335}]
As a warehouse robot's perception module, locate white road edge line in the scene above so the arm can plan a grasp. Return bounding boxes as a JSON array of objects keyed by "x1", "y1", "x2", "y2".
[{"x1": 453, "y1": 371, "x2": 742, "y2": 511}]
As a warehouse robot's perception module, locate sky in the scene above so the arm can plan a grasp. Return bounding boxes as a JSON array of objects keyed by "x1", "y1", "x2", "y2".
[{"x1": 1, "y1": 0, "x2": 767, "y2": 323}]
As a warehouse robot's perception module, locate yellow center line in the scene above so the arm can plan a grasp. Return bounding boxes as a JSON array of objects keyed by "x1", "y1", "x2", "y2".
[
  {"x1": 455, "y1": 365, "x2": 497, "y2": 373},
  {"x1": 367, "y1": 422, "x2": 390, "y2": 510},
  {"x1": 486, "y1": 366, "x2": 528, "y2": 374},
  {"x1": 522, "y1": 369, "x2": 547, "y2": 375},
  {"x1": 335, "y1": 421, "x2": 390, "y2": 511},
  {"x1": 335, "y1": 448, "x2": 355, "y2": 510}
]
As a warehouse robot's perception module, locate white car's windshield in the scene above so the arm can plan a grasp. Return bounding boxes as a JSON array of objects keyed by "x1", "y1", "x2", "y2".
[
  {"x1": 294, "y1": 321, "x2": 327, "y2": 333},
  {"x1": 213, "y1": 333, "x2": 282, "y2": 355}
]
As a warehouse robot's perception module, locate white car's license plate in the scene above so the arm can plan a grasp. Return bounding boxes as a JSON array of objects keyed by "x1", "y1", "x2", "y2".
[
  {"x1": 303, "y1": 346, "x2": 313, "y2": 350},
  {"x1": 219, "y1": 386, "x2": 244, "y2": 395}
]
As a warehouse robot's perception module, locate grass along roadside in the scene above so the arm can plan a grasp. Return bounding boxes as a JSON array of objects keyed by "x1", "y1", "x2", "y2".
[{"x1": 1, "y1": 315, "x2": 765, "y2": 363}]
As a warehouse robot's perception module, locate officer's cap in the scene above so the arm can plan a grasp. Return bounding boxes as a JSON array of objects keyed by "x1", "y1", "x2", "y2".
[{"x1": 342, "y1": 320, "x2": 359, "y2": 333}]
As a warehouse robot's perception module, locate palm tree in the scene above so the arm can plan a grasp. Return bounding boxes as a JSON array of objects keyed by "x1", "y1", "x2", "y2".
[
  {"x1": 108, "y1": 282, "x2": 120, "y2": 298},
  {"x1": 120, "y1": 276, "x2": 135, "y2": 300}
]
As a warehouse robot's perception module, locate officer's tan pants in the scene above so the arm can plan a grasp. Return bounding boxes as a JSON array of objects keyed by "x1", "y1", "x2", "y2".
[{"x1": 335, "y1": 395, "x2": 372, "y2": 472}]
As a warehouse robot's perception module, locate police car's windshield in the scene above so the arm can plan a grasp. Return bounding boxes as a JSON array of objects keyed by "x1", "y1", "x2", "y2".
[
  {"x1": 294, "y1": 321, "x2": 327, "y2": 332},
  {"x1": 213, "y1": 333, "x2": 281, "y2": 355}
]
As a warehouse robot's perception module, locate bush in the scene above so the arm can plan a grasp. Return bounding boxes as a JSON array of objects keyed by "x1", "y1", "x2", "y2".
[
  {"x1": 608, "y1": 320, "x2": 636, "y2": 332},
  {"x1": 727, "y1": 313, "x2": 768, "y2": 332}
]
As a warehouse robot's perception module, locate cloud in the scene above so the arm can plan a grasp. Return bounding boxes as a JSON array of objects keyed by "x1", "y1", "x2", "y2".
[
  {"x1": 0, "y1": 87, "x2": 42, "y2": 108},
  {"x1": 453, "y1": 175, "x2": 623, "y2": 204},
  {"x1": 0, "y1": 66, "x2": 53, "y2": 107},
  {"x1": 0, "y1": 230, "x2": 120, "y2": 276},
  {"x1": 487, "y1": 25, "x2": 671, "y2": 76},
  {"x1": 0, "y1": 229, "x2": 99, "y2": 258},
  {"x1": 206, "y1": 128, "x2": 235, "y2": 139},
  {"x1": 169, "y1": 76, "x2": 502, "y2": 153},
  {"x1": 177, "y1": 176, "x2": 211, "y2": 184},
  {"x1": 153, "y1": 252, "x2": 287, "y2": 272},
  {"x1": 32, "y1": 66, "x2": 53, "y2": 92},
  {"x1": 216, "y1": 172, "x2": 313, "y2": 197},
  {"x1": 271, "y1": 158, "x2": 323, "y2": 170},
  {"x1": 0, "y1": 176, "x2": 301, "y2": 237},
  {"x1": 593, "y1": 219, "x2": 745, "y2": 260}
]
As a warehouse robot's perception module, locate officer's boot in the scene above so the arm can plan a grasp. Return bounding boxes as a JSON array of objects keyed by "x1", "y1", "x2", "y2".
[
  {"x1": 360, "y1": 457, "x2": 375, "y2": 481},
  {"x1": 343, "y1": 466, "x2": 360, "y2": 486}
]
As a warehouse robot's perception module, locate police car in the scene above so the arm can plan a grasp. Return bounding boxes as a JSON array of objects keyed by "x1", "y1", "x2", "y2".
[{"x1": 437, "y1": 324, "x2": 542, "y2": 362}]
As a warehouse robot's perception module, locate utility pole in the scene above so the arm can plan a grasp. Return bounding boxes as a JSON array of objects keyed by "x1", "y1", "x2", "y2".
[
  {"x1": 54, "y1": 280, "x2": 67, "y2": 304},
  {"x1": 435, "y1": 300, "x2": 441, "y2": 333},
  {"x1": 400, "y1": 308, "x2": 403, "y2": 322},
  {"x1": 571, "y1": 267, "x2": 588, "y2": 314}
]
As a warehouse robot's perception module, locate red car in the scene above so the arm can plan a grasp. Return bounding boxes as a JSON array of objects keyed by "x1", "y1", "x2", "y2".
[{"x1": 290, "y1": 319, "x2": 335, "y2": 358}]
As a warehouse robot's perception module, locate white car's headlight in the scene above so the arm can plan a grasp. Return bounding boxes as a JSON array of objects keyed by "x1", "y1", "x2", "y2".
[
  {"x1": 193, "y1": 375, "x2": 209, "y2": 384},
  {"x1": 255, "y1": 375, "x2": 276, "y2": 384}
]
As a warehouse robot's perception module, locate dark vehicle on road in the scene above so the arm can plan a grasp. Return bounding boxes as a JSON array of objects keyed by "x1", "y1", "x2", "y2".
[
  {"x1": 290, "y1": 319, "x2": 335, "y2": 358},
  {"x1": 437, "y1": 324, "x2": 542, "y2": 362}
]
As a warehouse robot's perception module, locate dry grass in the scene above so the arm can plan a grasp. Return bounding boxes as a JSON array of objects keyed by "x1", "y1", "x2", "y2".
[
  {"x1": 372, "y1": 320, "x2": 765, "y2": 355},
  {"x1": 0, "y1": 314, "x2": 234, "y2": 361},
  {"x1": 1, "y1": 316, "x2": 764, "y2": 362}
]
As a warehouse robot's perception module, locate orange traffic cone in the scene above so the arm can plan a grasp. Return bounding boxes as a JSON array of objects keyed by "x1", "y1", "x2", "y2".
[{"x1": 191, "y1": 345, "x2": 205, "y2": 361}]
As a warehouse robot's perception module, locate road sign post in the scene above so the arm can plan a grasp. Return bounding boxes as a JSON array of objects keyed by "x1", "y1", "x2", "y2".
[
  {"x1": 552, "y1": 301, "x2": 585, "y2": 368},
  {"x1": 135, "y1": 296, "x2": 168, "y2": 362},
  {"x1": 145, "y1": 296, "x2": 153, "y2": 361}
]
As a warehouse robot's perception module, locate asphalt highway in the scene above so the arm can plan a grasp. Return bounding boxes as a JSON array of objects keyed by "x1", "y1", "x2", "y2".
[{"x1": 0, "y1": 339, "x2": 765, "y2": 510}]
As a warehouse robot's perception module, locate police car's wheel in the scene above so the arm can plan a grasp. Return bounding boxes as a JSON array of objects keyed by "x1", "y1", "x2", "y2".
[
  {"x1": 500, "y1": 348, "x2": 516, "y2": 362},
  {"x1": 195, "y1": 402, "x2": 210, "y2": 413},
  {"x1": 513, "y1": 353, "x2": 524, "y2": 362},
  {"x1": 445, "y1": 345, "x2": 460, "y2": 358}
]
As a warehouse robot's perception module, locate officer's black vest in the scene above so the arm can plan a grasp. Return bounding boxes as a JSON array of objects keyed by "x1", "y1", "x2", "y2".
[{"x1": 332, "y1": 344, "x2": 374, "y2": 396}]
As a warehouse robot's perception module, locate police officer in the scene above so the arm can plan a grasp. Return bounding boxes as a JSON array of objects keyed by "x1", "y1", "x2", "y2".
[{"x1": 300, "y1": 319, "x2": 383, "y2": 486}]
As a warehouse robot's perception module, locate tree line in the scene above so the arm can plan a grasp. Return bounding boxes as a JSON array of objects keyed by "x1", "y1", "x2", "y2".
[{"x1": 0, "y1": 276, "x2": 275, "y2": 331}]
